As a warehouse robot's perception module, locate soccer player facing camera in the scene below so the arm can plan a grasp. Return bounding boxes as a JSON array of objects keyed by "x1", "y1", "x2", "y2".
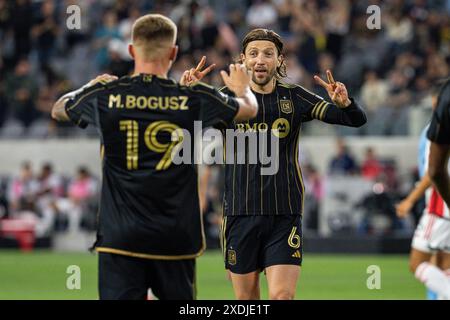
[
  {"x1": 217, "y1": 29, "x2": 367, "y2": 300},
  {"x1": 51, "y1": 14, "x2": 258, "y2": 300}
]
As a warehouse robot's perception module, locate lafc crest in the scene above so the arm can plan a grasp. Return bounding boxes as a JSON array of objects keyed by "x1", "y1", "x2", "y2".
[
  {"x1": 280, "y1": 100, "x2": 293, "y2": 114},
  {"x1": 227, "y1": 249, "x2": 236, "y2": 265}
]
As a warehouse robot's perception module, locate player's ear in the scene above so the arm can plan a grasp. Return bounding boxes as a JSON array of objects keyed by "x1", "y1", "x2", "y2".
[
  {"x1": 169, "y1": 45, "x2": 178, "y2": 62},
  {"x1": 277, "y1": 54, "x2": 284, "y2": 67},
  {"x1": 240, "y1": 53, "x2": 246, "y2": 64},
  {"x1": 128, "y1": 44, "x2": 135, "y2": 59}
]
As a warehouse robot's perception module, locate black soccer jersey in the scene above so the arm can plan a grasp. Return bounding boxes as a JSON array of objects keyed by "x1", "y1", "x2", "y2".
[
  {"x1": 220, "y1": 81, "x2": 366, "y2": 216},
  {"x1": 64, "y1": 74, "x2": 239, "y2": 258},
  {"x1": 428, "y1": 80, "x2": 450, "y2": 145}
]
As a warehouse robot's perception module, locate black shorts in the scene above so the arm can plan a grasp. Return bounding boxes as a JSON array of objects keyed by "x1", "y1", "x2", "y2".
[
  {"x1": 221, "y1": 215, "x2": 303, "y2": 274},
  {"x1": 98, "y1": 252, "x2": 196, "y2": 300}
]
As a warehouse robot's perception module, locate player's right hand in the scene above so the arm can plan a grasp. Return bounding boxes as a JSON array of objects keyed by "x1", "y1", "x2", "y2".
[
  {"x1": 220, "y1": 64, "x2": 251, "y2": 97},
  {"x1": 395, "y1": 199, "x2": 413, "y2": 218}
]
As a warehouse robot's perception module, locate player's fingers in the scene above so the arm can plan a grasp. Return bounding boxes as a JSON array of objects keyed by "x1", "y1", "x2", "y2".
[
  {"x1": 332, "y1": 87, "x2": 338, "y2": 101},
  {"x1": 326, "y1": 69, "x2": 336, "y2": 84},
  {"x1": 338, "y1": 82, "x2": 347, "y2": 93},
  {"x1": 220, "y1": 70, "x2": 230, "y2": 85},
  {"x1": 195, "y1": 56, "x2": 206, "y2": 72},
  {"x1": 229, "y1": 64, "x2": 236, "y2": 75},
  {"x1": 106, "y1": 75, "x2": 118, "y2": 82},
  {"x1": 313, "y1": 75, "x2": 330, "y2": 89},
  {"x1": 199, "y1": 63, "x2": 216, "y2": 77},
  {"x1": 180, "y1": 70, "x2": 190, "y2": 84}
]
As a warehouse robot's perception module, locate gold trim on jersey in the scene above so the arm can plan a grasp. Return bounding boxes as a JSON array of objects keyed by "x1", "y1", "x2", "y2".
[
  {"x1": 260, "y1": 93, "x2": 265, "y2": 213},
  {"x1": 294, "y1": 130, "x2": 305, "y2": 214},
  {"x1": 286, "y1": 89, "x2": 295, "y2": 215},
  {"x1": 66, "y1": 87, "x2": 106, "y2": 111},
  {"x1": 292, "y1": 130, "x2": 302, "y2": 196},
  {"x1": 311, "y1": 100, "x2": 329, "y2": 120},
  {"x1": 221, "y1": 216, "x2": 227, "y2": 259},
  {"x1": 246, "y1": 120, "x2": 249, "y2": 215},
  {"x1": 100, "y1": 144, "x2": 105, "y2": 162},
  {"x1": 232, "y1": 141, "x2": 236, "y2": 215},
  {"x1": 277, "y1": 82, "x2": 297, "y2": 89},
  {"x1": 273, "y1": 89, "x2": 280, "y2": 215},
  {"x1": 95, "y1": 245, "x2": 205, "y2": 260},
  {"x1": 96, "y1": 156, "x2": 207, "y2": 261}
]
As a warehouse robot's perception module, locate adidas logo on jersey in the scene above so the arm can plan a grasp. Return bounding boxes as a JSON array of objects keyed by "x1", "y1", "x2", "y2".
[{"x1": 292, "y1": 250, "x2": 301, "y2": 258}]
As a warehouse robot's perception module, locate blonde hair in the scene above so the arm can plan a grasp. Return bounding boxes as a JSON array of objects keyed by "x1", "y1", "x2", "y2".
[{"x1": 131, "y1": 14, "x2": 177, "y2": 61}]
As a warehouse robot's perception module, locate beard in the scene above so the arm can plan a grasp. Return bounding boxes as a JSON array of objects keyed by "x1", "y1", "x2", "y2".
[{"x1": 251, "y1": 68, "x2": 276, "y2": 86}]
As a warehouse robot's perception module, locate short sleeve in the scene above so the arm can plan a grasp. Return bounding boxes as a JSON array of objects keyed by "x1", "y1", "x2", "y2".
[{"x1": 64, "y1": 83, "x2": 105, "y2": 129}]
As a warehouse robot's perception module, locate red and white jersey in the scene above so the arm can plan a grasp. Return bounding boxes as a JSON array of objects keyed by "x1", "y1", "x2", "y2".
[
  {"x1": 428, "y1": 187, "x2": 450, "y2": 219},
  {"x1": 424, "y1": 135, "x2": 450, "y2": 219}
]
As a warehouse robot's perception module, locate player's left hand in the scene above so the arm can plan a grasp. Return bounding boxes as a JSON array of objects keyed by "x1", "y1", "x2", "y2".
[
  {"x1": 314, "y1": 70, "x2": 351, "y2": 108},
  {"x1": 180, "y1": 56, "x2": 216, "y2": 86},
  {"x1": 87, "y1": 74, "x2": 118, "y2": 87},
  {"x1": 395, "y1": 199, "x2": 413, "y2": 218}
]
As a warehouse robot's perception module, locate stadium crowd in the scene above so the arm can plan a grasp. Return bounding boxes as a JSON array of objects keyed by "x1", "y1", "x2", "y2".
[
  {"x1": 0, "y1": 0, "x2": 448, "y2": 137},
  {"x1": 0, "y1": 162, "x2": 99, "y2": 237}
]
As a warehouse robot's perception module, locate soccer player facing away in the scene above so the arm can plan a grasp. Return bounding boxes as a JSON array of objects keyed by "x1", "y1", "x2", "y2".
[
  {"x1": 51, "y1": 14, "x2": 258, "y2": 300},
  {"x1": 414, "y1": 78, "x2": 450, "y2": 300},
  {"x1": 395, "y1": 82, "x2": 448, "y2": 300},
  {"x1": 219, "y1": 29, "x2": 367, "y2": 300}
]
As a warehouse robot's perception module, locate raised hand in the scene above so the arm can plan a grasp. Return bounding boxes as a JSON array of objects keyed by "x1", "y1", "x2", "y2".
[
  {"x1": 220, "y1": 64, "x2": 251, "y2": 97},
  {"x1": 180, "y1": 56, "x2": 216, "y2": 86},
  {"x1": 314, "y1": 70, "x2": 351, "y2": 108}
]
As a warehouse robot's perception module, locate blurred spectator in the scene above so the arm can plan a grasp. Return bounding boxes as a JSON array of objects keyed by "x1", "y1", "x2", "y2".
[
  {"x1": 323, "y1": 0, "x2": 350, "y2": 61},
  {"x1": 36, "y1": 162, "x2": 63, "y2": 199},
  {"x1": 106, "y1": 40, "x2": 133, "y2": 77},
  {"x1": 4, "y1": 58, "x2": 39, "y2": 131},
  {"x1": 68, "y1": 167, "x2": 97, "y2": 205},
  {"x1": 0, "y1": 0, "x2": 11, "y2": 39},
  {"x1": 303, "y1": 164, "x2": 323, "y2": 232},
  {"x1": 64, "y1": 166, "x2": 99, "y2": 232},
  {"x1": 93, "y1": 10, "x2": 121, "y2": 72},
  {"x1": 328, "y1": 138, "x2": 359, "y2": 175},
  {"x1": 384, "y1": 6, "x2": 414, "y2": 53},
  {"x1": 361, "y1": 147, "x2": 382, "y2": 180},
  {"x1": 8, "y1": 161, "x2": 39, "y2": 212},
  {"x1": 0, "y1": 85, "x2": 8, "y2": 129},
  {"x1": 360, "y1": 70, "x2": 388, "y2": 114},
  {"x1": 11, "y1": 0, "x2": 33, "y2": 59},
  {"x1": 246, "y1": 0, "x2": 277, "y2": 29},
  {"x1": 31, "y1": 0, "x2": 59, "y2": 75}
]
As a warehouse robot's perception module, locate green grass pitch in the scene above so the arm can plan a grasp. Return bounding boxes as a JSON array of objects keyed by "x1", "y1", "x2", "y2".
[{"x1": 0, "y1": 250, "x2": 424, "y2": 299}]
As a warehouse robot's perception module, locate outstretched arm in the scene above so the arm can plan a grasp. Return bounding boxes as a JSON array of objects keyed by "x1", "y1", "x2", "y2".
[
  {"x1": 312, "y1": 70, "x2": 367, "y2": 127},
  {"x1": 396, "y1": 174, "x2": 432, "y2": 218},
  {"x1": 51, "y1": 74, "x2": 118, "y2": 122}
]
